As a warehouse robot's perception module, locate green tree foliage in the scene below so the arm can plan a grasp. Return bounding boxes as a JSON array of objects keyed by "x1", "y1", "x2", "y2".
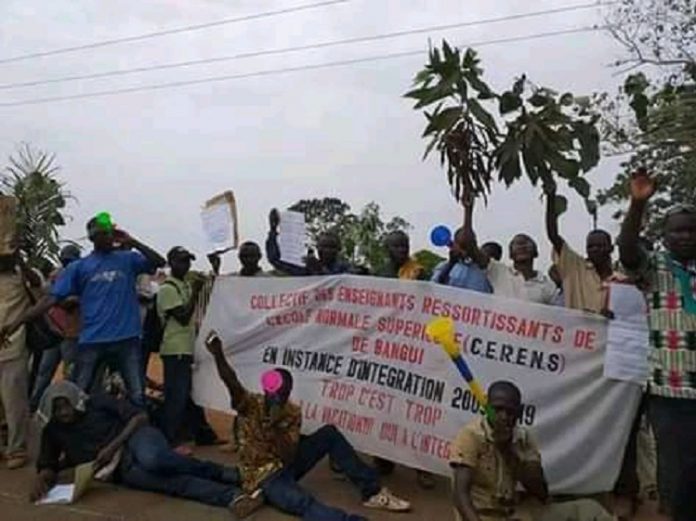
[
  {"x1": 413, "y1": 249, "x2": 445, "y2": 280},
  {"x1": 596, "y1": 1, "x2": 696, "y2": 240},
  {"x1": 287, "y1": 197, "x2": 352, "y2": 242},
  {"x1": 0, "y1": 144, "x2": 72, "y2": 267},
  {"x1": 607, "y1": 0, "x2": 695, "y2": 78},
  {"x1": 404, "y1": 42, "x2": 600, "y2": 215},
  {"x1": 287, "y1": 198, "x2": 410, "y2": 272}
]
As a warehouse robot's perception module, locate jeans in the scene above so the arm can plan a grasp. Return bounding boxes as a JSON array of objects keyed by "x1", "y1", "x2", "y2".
[
  {"x1": 262, "y1": 425, "x2": 380, "y2": 521},
  {"x1": 29, "y1": 339, "x2": 78, "y2": 411},
  {"x1": 648, "y1": 395, "x2": 696, "y2": 515},
  {"x1": 162, "y1": 355, "x2": 192, "y2": 445},
  {"x1": 73, "y1": 337, "x2": 145, "y2": 408},
  {"x1": 119, "y1": 425, "x2": 240, "y2": 507}
]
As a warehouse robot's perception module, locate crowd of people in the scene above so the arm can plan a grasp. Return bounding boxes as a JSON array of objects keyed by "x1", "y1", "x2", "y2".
[{"x1": 0, "y1": 170, "x2": 694, "y2": 521}]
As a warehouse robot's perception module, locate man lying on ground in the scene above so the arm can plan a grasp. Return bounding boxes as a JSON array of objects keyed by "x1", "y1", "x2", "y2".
[
  {"x1": 205, "y1": 330, "x2": 411, "y2": 521},
  {"x1": 451, "y1": 380, "x2": 613, "y2": 521},
  {"x1": 31, "y1": 381, "x2": 262, "y2": 518}
]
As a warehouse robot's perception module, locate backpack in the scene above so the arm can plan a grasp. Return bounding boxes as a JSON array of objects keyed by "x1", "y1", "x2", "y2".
[{"x1": 142, "y1": 280, "x2": 183, "y2": 354}]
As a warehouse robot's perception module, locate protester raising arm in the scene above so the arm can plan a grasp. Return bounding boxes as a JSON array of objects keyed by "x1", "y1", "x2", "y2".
[
  {"x1": 618, "y1": 169, "x2": 656, "y2": 271},
  {"x1": 265, "y1": 209, "x2": 309, "y2": 276},
  {"x1": 433, "y1": 197, "x2": 485, "y2": 284},
  {"x1": 544, "y1": 184, "x2": 565, "y2": 255},
  {"x1": 203, "y1": 331, "x2": 300, "y2": 463},
  {"x1": 204, "y1": 331, "x2": 249, "y2": 410},
  {"x1": 461, "y1": 195, "x2": 489, "y2": 269}
]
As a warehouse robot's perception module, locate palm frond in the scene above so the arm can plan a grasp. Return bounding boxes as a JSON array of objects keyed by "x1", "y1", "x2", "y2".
[{"x1": 2, "y1": 143, "x2": 72, "y2": 267}]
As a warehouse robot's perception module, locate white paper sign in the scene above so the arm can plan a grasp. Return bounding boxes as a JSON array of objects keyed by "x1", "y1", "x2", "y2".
[
  {"x1": 36, "y1": 461, "x2": 94, "y2": 505},
  {"x1": 193, "y1": 274, "x2": 641, "y2": 494},
  {"x1": 200, "y1": 191, "x2": 239, "y2": 252},
  {"x1": 36, "y1": 484, "x2": 75, "y2": 505},
  {"x1": 278, "y1": 211, "x2": 307, "y2": 267},
  {"x1": 604, "y1": 283, "x2": 650, "y2": 384}
]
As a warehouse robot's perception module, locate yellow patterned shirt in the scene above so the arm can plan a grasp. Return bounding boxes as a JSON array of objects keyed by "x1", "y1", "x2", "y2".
[{"x1": 235, "y1": 392, "x2": 302, "y2": 492}]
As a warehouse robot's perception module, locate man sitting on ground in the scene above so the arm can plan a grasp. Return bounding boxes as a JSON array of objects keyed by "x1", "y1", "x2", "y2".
[
  {"x1": 205, "y1": 330, "x2": 411, "y2": 521},
  {"x1": 31, "y1": 381, "x2": 262, "y2": 518},
  {"x1": 451, "y1": 380, "x2": 613, "y2": 521}
]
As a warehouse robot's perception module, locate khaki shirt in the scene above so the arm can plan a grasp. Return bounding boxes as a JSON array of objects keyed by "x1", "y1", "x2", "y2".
[
  {"x1": 450, "y1": 417, "x2": 541, "y2": 521},
  {"x1": 553, "y1": 243, "x2": 615, "y2": 313},
  {"x1": 0, "y1": 270, "x2": 30, "y2": 362}
]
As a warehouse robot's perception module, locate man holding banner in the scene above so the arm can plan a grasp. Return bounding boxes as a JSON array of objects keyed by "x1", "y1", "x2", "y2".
[{"x1": 204, "y1": 330, "x2": 411, "y2": 521}]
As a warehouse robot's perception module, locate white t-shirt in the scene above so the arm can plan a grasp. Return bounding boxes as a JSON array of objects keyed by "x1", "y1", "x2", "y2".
[{"x1": 487, "y1": 260, "x2": 557, "y2": 305}]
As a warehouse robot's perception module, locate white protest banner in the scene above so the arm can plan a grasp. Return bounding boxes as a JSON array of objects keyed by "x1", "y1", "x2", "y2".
[
  {"x1": 193, "y1": 275, "x2": 641, "y2": 494},
  {"x1": 200, "y1": 191, "x2": 239, "y2": 252}
]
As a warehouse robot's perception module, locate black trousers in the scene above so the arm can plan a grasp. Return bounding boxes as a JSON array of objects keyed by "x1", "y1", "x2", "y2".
[
  {"x1": 161, "y1": 354, "x2": 217, "y2": 446},
  {"x1": 162, "y1": 354, "x2": 193, "y2": 445}
]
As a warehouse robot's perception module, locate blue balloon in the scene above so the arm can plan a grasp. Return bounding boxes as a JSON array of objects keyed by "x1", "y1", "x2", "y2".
[{"x1": 430, "y1": 225, "x2": 452, "y2": 247}]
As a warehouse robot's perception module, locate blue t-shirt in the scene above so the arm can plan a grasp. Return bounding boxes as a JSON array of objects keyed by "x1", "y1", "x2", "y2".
[
  {"x1": 431, "y1": 260, "x2": 492, "y2": 294},
  {"x1": 51, "y1": 250, "x2": 153, "y2": 344}
]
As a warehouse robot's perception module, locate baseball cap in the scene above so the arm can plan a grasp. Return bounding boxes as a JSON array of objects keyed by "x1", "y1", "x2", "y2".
[{"x1": 167, "y1": 246, "x2": 196, "y2": 264}]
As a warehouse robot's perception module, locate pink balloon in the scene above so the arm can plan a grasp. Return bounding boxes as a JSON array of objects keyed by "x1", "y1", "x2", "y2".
[{"x1": 261, "y1": 369, "x2": 283, "y2": 394}]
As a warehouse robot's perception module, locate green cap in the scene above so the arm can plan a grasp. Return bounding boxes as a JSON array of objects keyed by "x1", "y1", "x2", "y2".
[{"x1": 95, "y1": 212, "x2": 113, "y2": 232}]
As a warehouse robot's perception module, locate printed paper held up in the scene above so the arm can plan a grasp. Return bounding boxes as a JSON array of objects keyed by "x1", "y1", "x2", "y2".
[
  {"x1": 201, "y1": 191, "x2": 239, "y2": 252},
  {"x1": 604, "y1": 283, "x2": 650, "y2": 384},
  {"x1": 278, "y1": 210, "x2": 307, "y2": 267}
]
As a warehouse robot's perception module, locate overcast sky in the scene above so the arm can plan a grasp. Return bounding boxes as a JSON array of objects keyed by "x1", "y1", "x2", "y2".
[{"x1": 0, "y1": 0, "x2": 627, "y2": 272}]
